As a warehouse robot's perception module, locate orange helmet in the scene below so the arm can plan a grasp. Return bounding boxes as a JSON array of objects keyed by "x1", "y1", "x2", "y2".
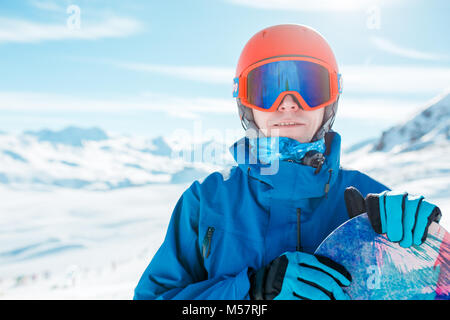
[{"x1": 234, "y1": 24, "x2": 341, "y2": 140}]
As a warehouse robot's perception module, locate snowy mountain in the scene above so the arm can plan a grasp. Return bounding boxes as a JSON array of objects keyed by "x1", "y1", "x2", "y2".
[
  {"x1": 372, "y1": 90, "x2": 450, "y2": 153},
  {"x1": 24, "y1": 126, "x2": 109, "y2": 147},
  {"x1": 0, "y1": 127, "x2": 235, "y2": 190},
  {"x1": 342, "y1": 89, "x2": 450, "y2": 206}
]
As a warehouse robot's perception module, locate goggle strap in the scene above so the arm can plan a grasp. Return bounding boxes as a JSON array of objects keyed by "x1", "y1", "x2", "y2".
[
  {"x1": 232, "y1": 77, "x2": 239, "y2": 98},
  {"x1": 337, "y1": 73, "x2": 343, "y2": 94}
]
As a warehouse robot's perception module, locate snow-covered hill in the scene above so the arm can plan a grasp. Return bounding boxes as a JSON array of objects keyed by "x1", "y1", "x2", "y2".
[
  {"x1": 0, "y1": 128, "x2": 236, "y2": 299},
  {"x1": 371, "y1": 90, "x2": 449, "y2": 153},
  {"x1": 342, "y1": 89, "x2": 450, "y2": 227},
  {"x1": 0, "y1": 127, "x2": 234, "y2": 190}
]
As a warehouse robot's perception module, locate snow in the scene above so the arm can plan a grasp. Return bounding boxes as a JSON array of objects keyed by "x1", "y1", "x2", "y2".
[
  {"x1": 0, "y1": 183, "x2": 189, "y2": 299},
  {"x1": 0, "y1": 128, "x2": 234, "y2": 299},
  {"x1": 1, "y1": 90, "x2": 449, "y2": 299}
]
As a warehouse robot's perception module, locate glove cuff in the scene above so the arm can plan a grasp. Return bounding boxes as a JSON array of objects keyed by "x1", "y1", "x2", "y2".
[
  {"x1": 249, "y1": 254, "x2": 289, "y2": 300},
  {"x1": 366, "y1": 193, "x2": 384, "y2": 234},
  {"x1": 249, "y1": 267, "x2": 266, "y2": 300}
]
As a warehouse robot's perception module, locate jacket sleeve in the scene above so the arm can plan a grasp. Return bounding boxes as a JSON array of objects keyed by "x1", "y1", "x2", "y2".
[{"x1": 133, "y1": 181, "x2": 252, "y2": 300}]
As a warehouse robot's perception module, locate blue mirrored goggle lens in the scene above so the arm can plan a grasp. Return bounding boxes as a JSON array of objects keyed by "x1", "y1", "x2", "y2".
[{"x1": 246, "y1": 60, "x2": 331, "y2": 109}]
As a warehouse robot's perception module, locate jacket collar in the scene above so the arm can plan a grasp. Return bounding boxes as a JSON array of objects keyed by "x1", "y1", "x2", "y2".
[{"x1": 229, "y1": 131, "x2": 341, "y2": 200}]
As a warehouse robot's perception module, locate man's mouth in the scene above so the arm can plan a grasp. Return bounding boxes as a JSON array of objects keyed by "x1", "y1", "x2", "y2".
[{"x1": 272, "y1": 121, "x2": 304, "y2": 127}]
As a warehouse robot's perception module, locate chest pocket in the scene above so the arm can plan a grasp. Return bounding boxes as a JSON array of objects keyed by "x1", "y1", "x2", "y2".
[{"x1": 199, "y1": 211, "x2": 265, "y2": 279}]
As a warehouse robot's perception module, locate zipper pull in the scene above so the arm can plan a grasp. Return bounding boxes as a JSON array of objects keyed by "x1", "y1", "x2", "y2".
[
  {"x1": 324, "y1": 169, "x2": 333, "y2": 198},
  {"x1": 202, "y1": 227, "x2": 215, "y2": 259},
  {"x1": 301, "y1": 151, "x2": 325, "y2": 174},
  {"x1": 314, "y1": 157, "x2": 324, "y2": 174},
  {"x1": 296, "y1": 208, "x2": 302, "y2": 252}
]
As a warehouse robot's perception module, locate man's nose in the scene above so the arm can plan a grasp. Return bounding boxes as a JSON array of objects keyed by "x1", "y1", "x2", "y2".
[{"x1": 277, "y1": 95, "x2": 300, "y2": 112}]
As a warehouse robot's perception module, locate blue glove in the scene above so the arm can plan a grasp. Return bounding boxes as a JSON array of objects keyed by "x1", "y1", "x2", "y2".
[
  {"x1": 249, "y1": 251, "x2": 352, "y2": 300},
  {"x1": 345, "y1": 187, "x2": 442, "y2": 248}
]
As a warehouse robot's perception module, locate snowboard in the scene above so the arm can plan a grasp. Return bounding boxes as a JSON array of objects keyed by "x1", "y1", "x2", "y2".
[{"x1": 314, "y1": 213, "x2": 449, "y2": 300}]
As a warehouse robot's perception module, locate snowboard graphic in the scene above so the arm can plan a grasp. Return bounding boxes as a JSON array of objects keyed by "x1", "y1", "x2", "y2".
[{"x1": 314, "y1": 213, "x2": 449, "y2": 300}]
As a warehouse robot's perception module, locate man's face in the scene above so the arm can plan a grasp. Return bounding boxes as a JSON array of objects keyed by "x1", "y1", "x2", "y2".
[{"x1": 252, "y1": 94, "x2": 325, "y2": 143}]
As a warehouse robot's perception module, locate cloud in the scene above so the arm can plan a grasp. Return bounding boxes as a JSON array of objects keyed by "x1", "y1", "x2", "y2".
[
  {"x1": 224, "y1": 0, "x2": 404, "y2": 12},
  {"x1": 0, "y1": 91, "x2": 236, "y2": 118},
  {"x1": 29, "y1": 0, "x2": 65, "y2": 12},
  {"x1": 114, "y1": 62, "x2": 234, "y2": 84},
  {"x1": 113, "y1": 61, "x2": 450, "y2": 95},
  {"x1": 340, "y1": 64, "x2": 450, "y2": 94},
  {"x1": 370, "y1": 36, "x2": 449, "y2": 61},
  {"x1": 337, "y1": 97, "x2": 422, "y2": 120},
  {"x1": 0, "y1": 16, "x2": 142, "y2": 44},
  {"x1": 0, "y1": 89, "x2": 435, "y2": 124},
  {"x1": 1, "y1": 62, "x2": 447, "y2": 122}
]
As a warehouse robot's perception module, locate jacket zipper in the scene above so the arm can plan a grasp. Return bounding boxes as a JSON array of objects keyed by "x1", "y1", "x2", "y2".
[
  {"x1": 296, "y1": 208, "x2": 302, "y2": 252},
  {"x1": 202, "y1": 226, "x2": 215, "y2": 259},
  {"x1": 324, "y1": 169, "x2": 333, "y2": 198}
]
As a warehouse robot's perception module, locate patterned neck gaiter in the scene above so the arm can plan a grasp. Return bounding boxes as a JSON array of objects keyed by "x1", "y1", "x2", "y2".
[{"x1": 248, "y1": 136, "x2": 326, "y2": 164}]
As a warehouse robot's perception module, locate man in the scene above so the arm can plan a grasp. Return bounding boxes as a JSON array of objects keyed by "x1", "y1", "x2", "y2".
[{"x1": 134, "y1": 24, "x2": 441, "y2": 300}]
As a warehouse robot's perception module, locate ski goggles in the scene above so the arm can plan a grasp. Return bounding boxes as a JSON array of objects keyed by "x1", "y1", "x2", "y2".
[{"x1": 233, "y1": 56, "x2": 342, "y2": 112}]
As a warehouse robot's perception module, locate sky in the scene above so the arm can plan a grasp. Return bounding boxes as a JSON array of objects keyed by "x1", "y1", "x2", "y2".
[{"x1": 0, "y1": 0, "x2": 449, "y2": 148}]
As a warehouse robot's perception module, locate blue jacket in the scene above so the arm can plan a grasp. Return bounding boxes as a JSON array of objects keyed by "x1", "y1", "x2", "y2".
[{"x1": 134, "y1": 132, "x2": 389, "y2": 299}]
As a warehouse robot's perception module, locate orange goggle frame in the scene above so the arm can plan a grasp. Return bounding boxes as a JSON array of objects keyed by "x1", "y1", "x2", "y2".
[{"x1": 233, "y1": 56, "x2": 342, "y2": 112}]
